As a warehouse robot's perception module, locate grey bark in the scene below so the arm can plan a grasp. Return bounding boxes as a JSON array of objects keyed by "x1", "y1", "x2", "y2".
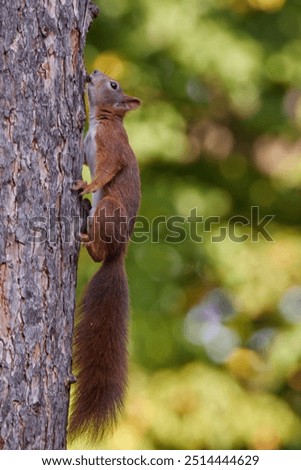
[{"x1": 0, "y1": 0, "x2": 98, "y2": 450}]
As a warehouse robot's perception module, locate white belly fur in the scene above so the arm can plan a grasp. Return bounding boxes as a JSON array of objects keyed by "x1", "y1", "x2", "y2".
[{"x1": 84, "y1": 121, "x2": 103, "y2": 218}]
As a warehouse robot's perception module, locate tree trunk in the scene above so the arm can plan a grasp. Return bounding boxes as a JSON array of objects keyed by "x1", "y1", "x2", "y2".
[{"x1": 0, "y1": 0, "x2": 98, "y2": 450}]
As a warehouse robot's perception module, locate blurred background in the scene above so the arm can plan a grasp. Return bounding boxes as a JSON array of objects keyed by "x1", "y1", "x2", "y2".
[{"x1": 72, "y1": 0, "x2": 301, "y2": 450}]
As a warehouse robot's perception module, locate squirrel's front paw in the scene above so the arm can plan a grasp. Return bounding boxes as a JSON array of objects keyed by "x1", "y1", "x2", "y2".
[{"x1": 72, "y1": 180, "x2": 88, "y2": 193}]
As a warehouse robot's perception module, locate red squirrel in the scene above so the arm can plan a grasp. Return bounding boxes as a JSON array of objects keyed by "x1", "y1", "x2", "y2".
[{"x1": 69, "y1": 70, "x2": 141, "y2": 439}]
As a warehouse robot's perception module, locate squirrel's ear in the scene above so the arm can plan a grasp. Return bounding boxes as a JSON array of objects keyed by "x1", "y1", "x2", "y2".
[{"x1": 115, "y1": 95, "x2": 141, "y2": 112}]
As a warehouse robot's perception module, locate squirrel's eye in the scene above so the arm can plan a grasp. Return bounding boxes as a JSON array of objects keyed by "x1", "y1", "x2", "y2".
[{"x1": 110, "y1": 81, "x2": 118, "y2": 90}]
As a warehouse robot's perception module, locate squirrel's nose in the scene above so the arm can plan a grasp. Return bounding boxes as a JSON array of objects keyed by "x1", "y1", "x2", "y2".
[{"x1": 85, "y1": 74, "x2": 92, "y2": 83}]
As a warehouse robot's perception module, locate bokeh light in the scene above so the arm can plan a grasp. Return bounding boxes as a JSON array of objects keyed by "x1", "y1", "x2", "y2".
[
  {"x1": 279, "y1": 286, "x2": 301, "y2": 323},
  {"x1": 72, "y1": 0, "x2": 301, "y2": 450}
]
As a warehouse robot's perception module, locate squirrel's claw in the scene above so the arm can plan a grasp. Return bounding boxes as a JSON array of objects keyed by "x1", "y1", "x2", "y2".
[{"x1": 72, "y1": 180, "x2": 88, "y2": 192}]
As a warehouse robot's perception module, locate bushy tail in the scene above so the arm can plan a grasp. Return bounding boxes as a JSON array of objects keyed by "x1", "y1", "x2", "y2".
[{"x1": 69, "y1": 253, "x2": 129, "y2": 440}]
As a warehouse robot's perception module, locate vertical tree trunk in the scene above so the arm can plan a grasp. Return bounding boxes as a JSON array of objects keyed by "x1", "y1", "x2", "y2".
[{"x1": 0, "y1": 0, "x2": 98, "y2": 450}]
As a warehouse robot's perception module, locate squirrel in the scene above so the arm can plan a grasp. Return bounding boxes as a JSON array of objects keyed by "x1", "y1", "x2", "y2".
[{"x1": 69, "y1": 70, "x2": 141, "y2": 440}]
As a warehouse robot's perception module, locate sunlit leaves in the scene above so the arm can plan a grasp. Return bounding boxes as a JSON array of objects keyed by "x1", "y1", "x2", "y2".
[
  {"x1": 125, "y1": 102, "x2": 187, "y2": 163},
  {"x1": 98, "y1": 364, "x2": 301, "y2": 450},
  {"x1": 73, "y1": 0, "x2": 301, "y2": 450}
]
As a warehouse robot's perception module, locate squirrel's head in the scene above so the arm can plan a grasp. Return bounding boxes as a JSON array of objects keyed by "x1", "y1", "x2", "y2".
[{"x1": 86, "y1": 70, "x2": 141, "y2": 117}]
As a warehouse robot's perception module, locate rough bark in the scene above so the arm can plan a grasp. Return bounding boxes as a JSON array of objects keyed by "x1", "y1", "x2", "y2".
[{"x1": 0, "y1": 0, "x2": 98, "y2": 450}]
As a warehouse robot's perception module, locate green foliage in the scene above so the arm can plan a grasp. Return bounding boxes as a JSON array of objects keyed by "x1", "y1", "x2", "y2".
[{"x1": 72, "y1": 0, "x2": 301, "y2": 449}]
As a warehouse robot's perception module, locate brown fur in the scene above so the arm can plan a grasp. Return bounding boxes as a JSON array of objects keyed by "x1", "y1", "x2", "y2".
[{"x1": 69, "y1": 71, "x2": 141, "y2": 440}]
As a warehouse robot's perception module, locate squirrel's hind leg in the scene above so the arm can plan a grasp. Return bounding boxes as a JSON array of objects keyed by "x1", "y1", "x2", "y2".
[{"x1": 93, "y1": 196, "x2": 128, "y2": 260}]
